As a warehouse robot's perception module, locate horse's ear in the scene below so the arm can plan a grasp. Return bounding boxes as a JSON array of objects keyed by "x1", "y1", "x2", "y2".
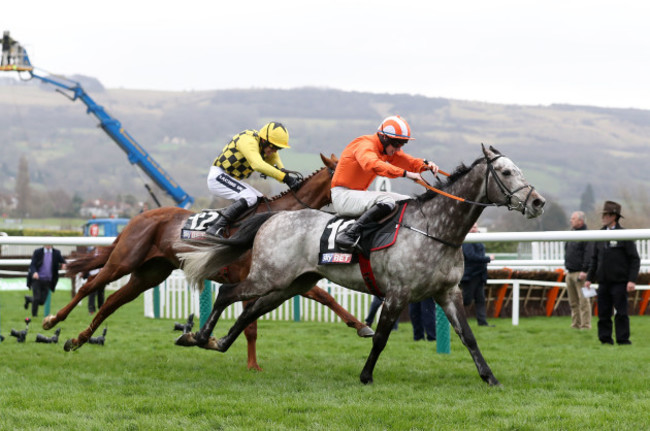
[
  {"x1": 320, "y1": 153, "x2": 337, "y2": 170},
  {"x1": 489, "y1": 145, "x2": 501, "y2": 155},
  {"x1": 481, "y1": 143, "x2": 490, "y2": 158},
  {"x1": 331, "y1": 153, "x2": 338, "y2": 163}
]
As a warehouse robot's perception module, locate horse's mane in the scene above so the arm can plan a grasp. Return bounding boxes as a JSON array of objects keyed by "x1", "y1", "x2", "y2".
[
  {"x1": 414, "y1": 149, "x2": 501, "y2": 203},
  {"x1": 265, "y1": 166, "x2": 327, "y2": 201}
]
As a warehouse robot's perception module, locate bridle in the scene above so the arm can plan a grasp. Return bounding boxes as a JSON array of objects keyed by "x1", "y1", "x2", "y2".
[
  {"x1": 416, "y1": 154, "x2": 535, "y2": 215},
  {"x1": 483, "y1": 155, "x2": 536, "y2": 215},
  {"x1": 402, "y1": 153, "x2": 536, "y2": 248}
]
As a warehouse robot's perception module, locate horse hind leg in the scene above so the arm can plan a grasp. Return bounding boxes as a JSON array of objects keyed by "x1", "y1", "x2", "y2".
[
  {"x1": 215, "y1": 274, "x2": 321, "y2": 353},
  {"x1": 45, "y1": 228, "x2": 159, "y2": 330},
  {"x1": 43, "y1": 266, "x2": 127, "y2": 330},
  {"x1": 64, "y1": 263, "x2": 174, "y2": 352},
  {"x1": 440, "y1": 291, "x2": 500, "y2": 386},
  {"x1": 176, "y1": 285, "x2": 264, "y2": 370},
  {"x1": 242, "y1": 310, "x2": 261, "y2": 371},
  {"x1": 301, "y1": 286, "x2": 374, "y2": 338},
  {"x1": 215, "y1": 291, "x2": 292, "y2": 353},
  {"x1": 175, "y1": 282, "x2": 242, "y2": 348}
]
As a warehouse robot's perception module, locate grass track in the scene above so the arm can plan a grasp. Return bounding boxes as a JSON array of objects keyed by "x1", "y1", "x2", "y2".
[{"x1": 1, "y1": 290, "x2": 649, "y2": 430}]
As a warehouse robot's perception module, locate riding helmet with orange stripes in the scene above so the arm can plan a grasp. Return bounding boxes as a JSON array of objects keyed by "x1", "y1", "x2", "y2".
[{"x1": 377, "y1": 115, "x2": 415, "y2": 141}]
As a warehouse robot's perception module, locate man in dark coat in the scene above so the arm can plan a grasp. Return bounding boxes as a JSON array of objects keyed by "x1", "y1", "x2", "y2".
[
  {"x1": 585, "y1": 201, "x2": 640, "y2": 345},
  {"x1": 460, "y1": 223, "x2": 494, "y2": 326},
  {"x1": 25, "y1": 245, "x2": 66, "y2": 317}
]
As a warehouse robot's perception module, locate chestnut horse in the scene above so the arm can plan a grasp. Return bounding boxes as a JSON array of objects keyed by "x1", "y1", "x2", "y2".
[{"x1": 45, "y1": 154, "x2": 373, "y2": 369}]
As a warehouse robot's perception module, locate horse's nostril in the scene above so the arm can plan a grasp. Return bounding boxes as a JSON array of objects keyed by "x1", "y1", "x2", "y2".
[{"x1": 533, "y1": 199, "x2": 546, "y2": 208}]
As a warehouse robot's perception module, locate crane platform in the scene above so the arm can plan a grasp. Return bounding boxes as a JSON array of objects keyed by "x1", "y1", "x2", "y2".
[{"x1": 0, "y1": 64, "x2": 33, "y2": 72}]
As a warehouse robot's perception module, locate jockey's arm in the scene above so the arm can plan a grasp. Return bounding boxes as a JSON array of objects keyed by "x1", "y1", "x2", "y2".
[
  {"x1": 392, "y1": 152, "x2": 430, "y2": 174},
  {"x1": 266, "y1": 151, "x2": 285, "y2": 171},
  {"x1": 391, "y1": 152, "x2": 433, "y2": 180},
  {"x1": 238, "y1": 138, "x2": 286, "y2": 182},
  {"x1": 356, "y1": 144, "x2": 406, "y2": 179}
]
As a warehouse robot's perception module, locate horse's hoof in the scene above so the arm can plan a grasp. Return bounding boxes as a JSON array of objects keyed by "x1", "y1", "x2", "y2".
[
  {"x1": 42, "y1": 315, "x2": 57, "y2": 330},
  {"x1": 357, "y1": 326, "x2": 375, "y2": 338},
  {"x1": 174, "y1": 332, "x2": 197, "y2": 347},
  {"x1": 360, "y1": 374, "x2": 373, "y2": 385},
  {"x1": 488, "y1": 377, "x2": 501, "y2": 387},
  {"x1": 63, "y1": 339, "x2": 78, "y2": 352},
  {"x1": 198, "y1": 336, "x2": 220, "y2": 351},
  {"x1": 247, "y1": 362, "x2": 263, "y2": 372},
  {"x1": 216, "y1": 337, "x2": 228, "y2": 353}
]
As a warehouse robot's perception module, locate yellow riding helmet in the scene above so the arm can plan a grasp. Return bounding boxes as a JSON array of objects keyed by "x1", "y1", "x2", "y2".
[{"x1": 259, "y1": 122, "x2": 290, "y2": 149}]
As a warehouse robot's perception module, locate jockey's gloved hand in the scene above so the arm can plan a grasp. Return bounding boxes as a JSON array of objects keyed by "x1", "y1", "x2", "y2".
[{"x1": 283, "y1": 173, "x2": 301, "y2": 191}]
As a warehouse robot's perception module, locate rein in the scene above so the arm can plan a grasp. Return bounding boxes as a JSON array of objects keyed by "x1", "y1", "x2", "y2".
[
  {"x1": 416, "y1": 154, "x2": 534, "y2": 214},
  {"x1": 415, "y1": 179, "x2": 497, "y2": 209}
]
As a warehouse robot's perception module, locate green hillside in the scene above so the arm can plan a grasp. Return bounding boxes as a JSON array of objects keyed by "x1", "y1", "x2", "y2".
[{"x1": 1, "y1": 82, "x2": 649, "y2": 224}]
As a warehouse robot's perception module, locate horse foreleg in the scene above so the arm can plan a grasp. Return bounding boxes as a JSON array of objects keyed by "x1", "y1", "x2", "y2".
[
  {"x1": 359, "y1": 297, "x2": 403, "y2": 385},
  {"x1": 302, "y1": 286, "x2": 374, "y2": 338},
  {"x1": 439, "y1": 289, "x2": 500, "y2": 386}
]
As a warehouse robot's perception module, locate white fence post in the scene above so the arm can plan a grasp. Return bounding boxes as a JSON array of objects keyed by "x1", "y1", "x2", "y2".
[{"x1": 512, "y1": 280, "x2": 520, "y2": 326}]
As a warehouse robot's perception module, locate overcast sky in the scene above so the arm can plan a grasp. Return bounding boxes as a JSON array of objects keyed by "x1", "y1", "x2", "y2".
[{"x1": 4, "y1": 0, "x2": 650, "y2": 110}]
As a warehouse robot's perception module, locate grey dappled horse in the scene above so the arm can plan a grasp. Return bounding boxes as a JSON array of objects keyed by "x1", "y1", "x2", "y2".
[{"x1": 179, "y1": 145, "x2": 546, "y2": 385}]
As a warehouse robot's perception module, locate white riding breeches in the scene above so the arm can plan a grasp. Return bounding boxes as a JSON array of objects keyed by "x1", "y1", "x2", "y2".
[
  {"x1": 331, "y1": 186, "x2": 410, "y2": 218},
  {"x1": 207, "y1": 166, "x2": 262, "y2": 206}
]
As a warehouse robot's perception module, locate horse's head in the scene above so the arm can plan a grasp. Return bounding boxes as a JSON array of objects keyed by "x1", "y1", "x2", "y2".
[
  {"x1": 481, "y1": 144, "x2": 546, "y2": 219},
  {"x1": 302, "y1": 153, "x2": 337, "y2": 205},
  {"x1": 268, "y1": 153, "x2": 338, "y2": 211}
]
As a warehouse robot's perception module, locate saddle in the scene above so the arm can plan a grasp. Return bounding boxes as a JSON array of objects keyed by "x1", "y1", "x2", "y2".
[
  {"x1": 318, "y1": 202, "x2": 408, "y2": 263},
  {"x1": 180, "y1": 199, "x2": 262, "y2": 240},
  {"x1": 318, "y1": 202, "x2": 409, "y2": 297}
]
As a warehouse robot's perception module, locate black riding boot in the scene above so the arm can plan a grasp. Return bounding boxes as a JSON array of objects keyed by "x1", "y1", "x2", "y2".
[
  {"x1": 24, "y1": 295, "x2": 32, "y2": 310},
  {"x1": 335, "y1": 202, "x2": 394, "y2": 250},
  {"x1": 206, "y1": 198, "x2": 249, "y2": 238}
]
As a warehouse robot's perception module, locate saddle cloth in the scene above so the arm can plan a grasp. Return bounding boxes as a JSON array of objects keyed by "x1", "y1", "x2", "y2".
[
  {"x1": 180, "y1": 200, "x2": 264, "y2": 240},
  {"x1": 318, "y1": 202, "x2": 408, "y2": 264},
  {"x1": 180, "y1": 210, "x2": 223, "y2": 240}
]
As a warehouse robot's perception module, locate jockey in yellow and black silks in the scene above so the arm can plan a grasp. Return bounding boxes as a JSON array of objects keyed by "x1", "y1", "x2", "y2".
[{"x1": 206, "y1": 121, "x2": 300, "y2": 237}]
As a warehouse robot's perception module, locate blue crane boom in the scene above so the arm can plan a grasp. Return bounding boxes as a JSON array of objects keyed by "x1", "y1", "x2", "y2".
[{"x1": 1, "y1": 32, "x2": 194, "y2": 209}]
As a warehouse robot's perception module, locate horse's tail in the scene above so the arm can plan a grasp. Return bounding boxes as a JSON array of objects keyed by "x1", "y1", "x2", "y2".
[
  {"x1": 212, "y1": 212, "x2": 277, "y2": 247},
  {"x1": 65, "y1": 239, "x2": 118, "y2": 278},
  {"x1": 179, "y1": 212, "x2": 277, "y2": 286}
]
